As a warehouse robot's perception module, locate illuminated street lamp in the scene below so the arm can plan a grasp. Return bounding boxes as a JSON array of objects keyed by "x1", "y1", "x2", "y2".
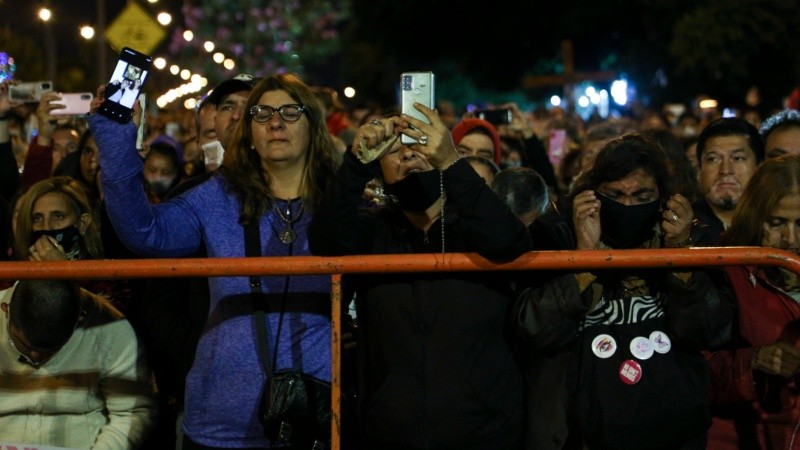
[
  {"x1": 80, "y1": 25, "x2": 95, "y2": 40},
  {"x1": 38, "y1": 8, "x2": 52, "y2": 22},
  {"x1": 157, "y1": 12, "x2": 172, "y2": 26},
  {"x1": 38, "y1": 7, "x2": 56, "y2": 82}
]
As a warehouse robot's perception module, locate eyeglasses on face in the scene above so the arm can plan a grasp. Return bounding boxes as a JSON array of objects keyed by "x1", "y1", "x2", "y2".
[{"x1": 249, "y1": 104, "x2": 306, "y2": 123}]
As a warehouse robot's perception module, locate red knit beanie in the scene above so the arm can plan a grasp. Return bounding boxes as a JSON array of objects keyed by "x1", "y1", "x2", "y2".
[{"x1": 451, "y1": 118, "x2": 502, "y2": 165}]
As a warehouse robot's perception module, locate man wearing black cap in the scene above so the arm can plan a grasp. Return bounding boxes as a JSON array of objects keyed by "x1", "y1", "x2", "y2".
[{"x1": 199, "y1": 74, "x2": 257, "y2": 171}]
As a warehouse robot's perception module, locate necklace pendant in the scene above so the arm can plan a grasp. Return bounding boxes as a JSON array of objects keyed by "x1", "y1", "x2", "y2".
[{"x1": 280, "y1": 228, "x2": 296, "y2": 244}]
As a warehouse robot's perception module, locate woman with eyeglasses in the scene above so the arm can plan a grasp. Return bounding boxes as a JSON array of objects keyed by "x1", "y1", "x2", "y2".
[{"x1": 87, "y1": 73, "x2": 340, "y2": 449}]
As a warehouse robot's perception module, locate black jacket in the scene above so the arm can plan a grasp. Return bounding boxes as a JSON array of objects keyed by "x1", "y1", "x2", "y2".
[
  {"x1": 691, "y1": 199, "x2": 726, "y2": 246},
  {"x1": 309, "y1": 151, "x2": 530, "y2": 449},
  {"x1": 515, "y1": 206, "x2": 732, "y2": 450}
]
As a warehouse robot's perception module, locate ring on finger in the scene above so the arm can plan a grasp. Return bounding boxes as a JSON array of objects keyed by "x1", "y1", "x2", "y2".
[
  {"x1": 371, "y1": 119, "x2": 381, "y2": 126},
  {"x1": 671, "y1": 213, "x2": 679, "y2": 222},
  {"x1": 418, "y1": 134, "x2": 429, "y2": 145}
]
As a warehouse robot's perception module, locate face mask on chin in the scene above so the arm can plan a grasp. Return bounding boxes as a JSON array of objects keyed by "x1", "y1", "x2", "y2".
[
  {"x1": 597, "y1": 193, "x2": 661, "y2": 249},
  {"x1": 385, "y1": 169, "x2": 442, "y2": 211},
  {"x1": 147, "y1": 177, "x2": 175, "y2": 198},
  {"x1": 202, "y1": 140, "x2": 225, "y2": 168}
]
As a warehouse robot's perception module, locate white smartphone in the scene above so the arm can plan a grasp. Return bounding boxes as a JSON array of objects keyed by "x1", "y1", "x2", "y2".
[
  {"x1": 400, "y1": 71, "x2": 435, "y2": 144},
  {"x1": 9, "y1": 81, "x2": 53, "y2": 103},
  {"x1": 51, "y1": 92, "x2": 94, "y2": 116}
]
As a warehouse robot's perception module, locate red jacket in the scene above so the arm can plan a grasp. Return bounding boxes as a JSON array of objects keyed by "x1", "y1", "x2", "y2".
[
  {"x1": 20, "y1": 135, "x2": 54, "y2": 189},
  {"x1": 705, "y1": 265, "x2": 800, "y2": 450}
]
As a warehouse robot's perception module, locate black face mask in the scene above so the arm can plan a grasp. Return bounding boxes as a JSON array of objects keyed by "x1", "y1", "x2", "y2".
[
  {"x1": 597, "y1": 194, "x2": 660, "y2": 249},
  {"x1": 31, "y1": 224, "x2": 82, "y2": 250},
  {"x1": 385, "y1": 170, "x2": 441, "y2": 211}
]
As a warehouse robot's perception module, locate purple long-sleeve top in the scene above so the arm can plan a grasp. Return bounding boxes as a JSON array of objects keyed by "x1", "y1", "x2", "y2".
[{"x1": 88, "y1": 114, "x2": 331, "y2": 448}]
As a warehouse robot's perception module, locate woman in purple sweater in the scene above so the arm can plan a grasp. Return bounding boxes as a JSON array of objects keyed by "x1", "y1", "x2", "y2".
[{"x1": 88, "y1": 73, "x2": 339, "y2": 449}]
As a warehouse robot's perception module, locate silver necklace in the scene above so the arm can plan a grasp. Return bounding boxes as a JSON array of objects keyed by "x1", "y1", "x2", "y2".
[{"x1": 274, "y1": 201, "x2": 304, "y2": 244}]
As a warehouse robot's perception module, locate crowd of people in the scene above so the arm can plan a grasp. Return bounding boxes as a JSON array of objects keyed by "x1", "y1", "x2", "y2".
[{"x1": 1, "y1": 68, "x2": 800, "y2": 450}]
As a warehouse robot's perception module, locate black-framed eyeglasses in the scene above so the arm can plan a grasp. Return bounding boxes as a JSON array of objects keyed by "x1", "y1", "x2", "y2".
[{"x1": 249, "y1": 104, "x2": 306, "y2": 123}]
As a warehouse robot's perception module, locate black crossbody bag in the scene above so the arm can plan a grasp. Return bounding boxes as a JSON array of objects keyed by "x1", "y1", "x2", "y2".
[{"x1": 244, "y1": 219, "x2": 331, "y2": 450}]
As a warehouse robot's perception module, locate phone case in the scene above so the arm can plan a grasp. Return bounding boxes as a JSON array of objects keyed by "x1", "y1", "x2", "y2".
[
  {"x1": 98, "y1": 47, "x2": 152, "y2": 124},
  {"x1": 9, "y1": 81, "x2": 53, "y2": 103},
  {"x1": 51, "y1": 92, "x2": 94, "y2": 116},
  {"x1": 400, "y1": 71, "x2": 435, "y2": 144}
]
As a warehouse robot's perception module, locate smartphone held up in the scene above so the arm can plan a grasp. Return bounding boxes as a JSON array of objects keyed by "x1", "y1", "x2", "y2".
[
  {"x1": 51, "y1": 92, "x2": 94, "y2": 116},
  {"x1": 8, "y1": 81, "x2": 53, "y2": 103},
  {"x1": 400, "y1": 71, "x2": 435, "y2": 145},
  {"x1": 98, "y1": 47, "x2": 153, "y2": 124},
  {"x1": 473, "y1": 108, "x2": 512, "y2": 126}
]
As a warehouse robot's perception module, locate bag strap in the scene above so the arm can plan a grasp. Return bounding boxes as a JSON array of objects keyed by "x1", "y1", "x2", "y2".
[{"x1": 245, "y1": 219, "x2": 273, "y2": 378}]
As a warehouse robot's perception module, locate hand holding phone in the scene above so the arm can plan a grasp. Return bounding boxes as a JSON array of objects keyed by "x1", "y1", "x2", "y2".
[{"x1": 98, "y1": 47, "x2": 152, "y2": 124}]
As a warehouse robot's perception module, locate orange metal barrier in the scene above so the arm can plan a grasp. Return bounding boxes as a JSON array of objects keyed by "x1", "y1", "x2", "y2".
[{"x1": 2, "y1": 246, "x2": 799, "y2": 449}]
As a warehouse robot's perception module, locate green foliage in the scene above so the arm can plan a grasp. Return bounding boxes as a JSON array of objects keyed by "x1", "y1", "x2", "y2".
[
  {"x1": 669, "y1": 0, "x2": 800, "y2": 105},
  {"x1": 167, "y1": 0, "x2": 350, "y2": 85}
]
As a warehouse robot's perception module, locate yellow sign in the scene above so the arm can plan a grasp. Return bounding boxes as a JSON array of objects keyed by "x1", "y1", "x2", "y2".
[{"x1": 105, "y1": 1, "x2": 166, "y2": 55}]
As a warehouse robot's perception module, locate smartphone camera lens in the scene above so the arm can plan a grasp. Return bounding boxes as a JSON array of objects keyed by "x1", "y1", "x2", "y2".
[{"x1": 402, "y1": 75, "x2": 412, "y2": 91}]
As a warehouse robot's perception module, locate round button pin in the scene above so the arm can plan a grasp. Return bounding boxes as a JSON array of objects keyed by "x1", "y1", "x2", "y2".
[
  {"x1": 630, "y1": 336, "x2": 654, "y2": 360},
  {"x1": 649, "y1": 330, "x2": 672, "y2": 354},
  {"x1": 591, "y1": 334, "x2": 617, "y2": 359},
  {"x1": 619, "y1": 359, "x2": 643, "y2": 385}
]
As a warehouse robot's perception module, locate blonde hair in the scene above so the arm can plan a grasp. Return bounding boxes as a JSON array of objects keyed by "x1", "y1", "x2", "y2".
[{"x1": 14, "y1": 176, "x2": 104, "y2": 260}]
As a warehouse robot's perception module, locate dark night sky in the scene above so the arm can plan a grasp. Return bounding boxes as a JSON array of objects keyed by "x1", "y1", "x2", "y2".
[{"x1": 3, "y1": 0, "x2": 797, "y2": 111}]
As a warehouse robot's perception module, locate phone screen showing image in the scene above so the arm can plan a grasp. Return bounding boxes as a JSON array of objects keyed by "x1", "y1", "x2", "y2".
[{"x1": 98, "y1": 47, "x2": 152, "y2": 123}]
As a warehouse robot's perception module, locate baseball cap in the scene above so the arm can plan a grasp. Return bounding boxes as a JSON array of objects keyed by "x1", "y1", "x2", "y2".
[{"x1": 200, "y1": 74, "x2": 257, "y2": 108}]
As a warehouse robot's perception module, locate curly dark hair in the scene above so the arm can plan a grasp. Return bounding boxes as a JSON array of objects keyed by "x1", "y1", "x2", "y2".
[{"x1": 571, "y1": 133, "x2": 670, "y2": 204}]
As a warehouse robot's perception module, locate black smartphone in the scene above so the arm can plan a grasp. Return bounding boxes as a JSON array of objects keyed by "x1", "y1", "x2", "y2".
[
  {"x1": 474, "y1": 108, "x2": 512, "y2": 126},
  {"x1": 98, "y1": 47, "x2": 152, "y2": 124}
]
